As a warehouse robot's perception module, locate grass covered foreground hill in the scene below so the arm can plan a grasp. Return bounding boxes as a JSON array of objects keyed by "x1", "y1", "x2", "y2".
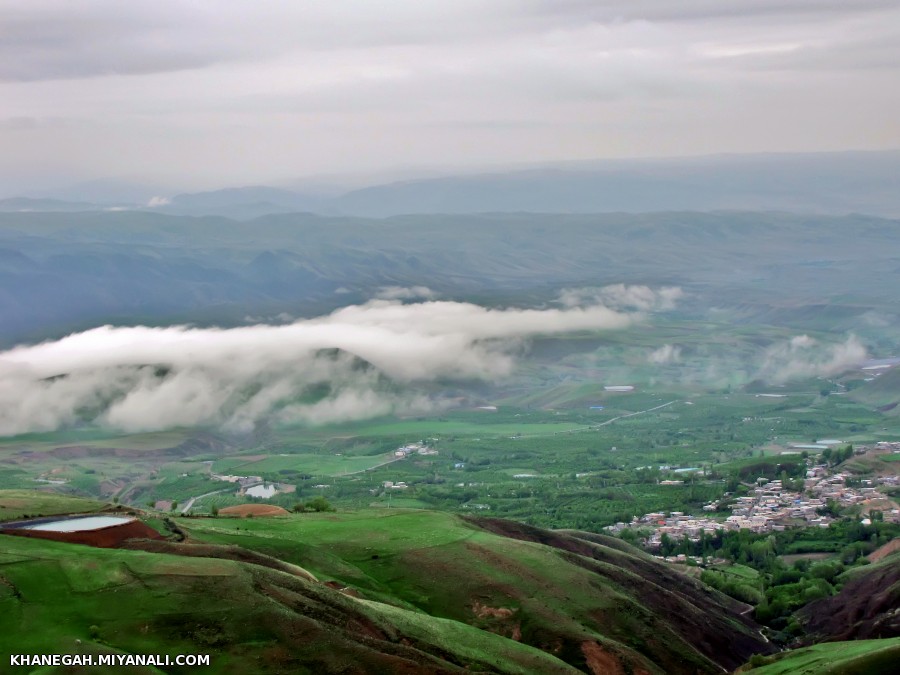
[
  {"x1": 0, "y1": 490, "x2": 771, "y2": 674},
  {"x1": 738, "y1": 637, "x2": 900, "y2": 674},
  {"x1": 178, "y1": 508, "x2": 771, "y2": 673},
  {"x1": 0, "y1": 535, "x2": 575, "y2": 674}
]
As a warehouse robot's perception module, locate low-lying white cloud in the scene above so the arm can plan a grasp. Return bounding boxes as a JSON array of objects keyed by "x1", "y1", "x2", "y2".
[
  {"x1": 758, "y1": 334, "x2": 867, "y2": 383},
  {"x1": 558, "y1": 284, "x2": 684, "y2": 311},
  {"x1": 374, "y1": 285, "x2": 436, "y2": 301},
  {"x1": 649, "y1": 344, "x2": 681, "y2": 364},
  {"x1": 0, "y1": 288, "x2": 680, "y2": 436}
]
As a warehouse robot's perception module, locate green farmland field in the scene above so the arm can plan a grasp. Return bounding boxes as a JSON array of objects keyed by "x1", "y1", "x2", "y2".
[
  {"x1": 213, "y1": 453, "x2": 396, "y2": 476},
  {"x1": 326, "y1": 419, "x2": 590, "y2": 438}
]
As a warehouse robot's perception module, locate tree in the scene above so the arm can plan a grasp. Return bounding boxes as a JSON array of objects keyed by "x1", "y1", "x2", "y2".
[
  {"x1": 305, "y1": 496, "x2": 335, "y2": 513},
  {"x1": 170, "y1": 501, "x2": 179, "y2": 512},
  {"x1": 817, "y1": 499, "x2": 841, "y2": 518},
  {"x1": 210, "y1": 505, "x2": 219, "y2": 517},
  {"x1": 660, "y1": 533, "x2": 674, "y2": 557}
]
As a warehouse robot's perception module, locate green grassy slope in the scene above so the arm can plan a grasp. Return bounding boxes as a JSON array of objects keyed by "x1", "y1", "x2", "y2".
[
  {"x1": 798, "y1": 547, "x2": 900, "y2": 641},
  {"x1": 0, "y1": 491, "x2": 772, "y2": 674},
  {"x1": 740, "y1": 637, "x2": 900, "y2": 674},
  {"x1": 0, "y1": 489, "x2": 107, "y2": 522},
  {"x1": 0, "y1": 533, "x2": 576, "y2": 674},
  {"x1": 850, "y1": 367, "x2": 900, "y2": 413},
  {"x1": 180, "y1": 508, "x2": 771, "y2": 673}
]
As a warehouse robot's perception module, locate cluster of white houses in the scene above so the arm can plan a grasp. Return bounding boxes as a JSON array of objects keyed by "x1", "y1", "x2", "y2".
[
  {"x1": 608, "y1": 453, "x2": 900, "y2": 547},
  {"x1": 393, "y1": 442, "x2": 439, "y2": 458},
  {"x1": 211, "y1": 473, "x2": 263, "y2": 487}
]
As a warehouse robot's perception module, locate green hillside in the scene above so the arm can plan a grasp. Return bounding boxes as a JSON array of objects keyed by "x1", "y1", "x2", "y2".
[
  {"x1": 0, "y1": 534, "x2": 576, "y2": 674},
  {"x1": 0, "y1": 490, "x2": 771, "y2": 674},
  {"x1": 740, "y1": 637, "x2": 900, "y2": 674},
  {"x1": 850, "y1": 367, "x2": 900, "y2": 414},
  {"x1": 178, "y1": 509, "x2": 769, "y2": 673},
  {"x1": 0, "y1": 489, "x2": 107, "y2": 522},
  {"x1": 798, "y1": 546, "x2": 900, "y2": 641}
]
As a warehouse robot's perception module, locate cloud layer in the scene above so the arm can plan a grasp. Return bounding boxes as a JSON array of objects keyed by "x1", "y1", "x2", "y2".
[
  {"x1": 649, "y1": 344, "x2": 682, "y2": 364},
  {"x1": 758, "y1": 334, "x2": 867, "y2": 383},
  {"x1": 0, "y1": 288, "x2": 676, "y2": 436}
]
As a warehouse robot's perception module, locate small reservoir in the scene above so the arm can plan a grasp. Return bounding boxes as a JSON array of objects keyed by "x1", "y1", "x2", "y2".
[
  {"x1": 245, "y1": 484, "x2": 277, "y2": 499},
  {"x1": 1, "y1": 512, "x2": 161, "y2": 548},
  {"x1": 22, "y1": 515, "x2": 134, "y2": 532}
]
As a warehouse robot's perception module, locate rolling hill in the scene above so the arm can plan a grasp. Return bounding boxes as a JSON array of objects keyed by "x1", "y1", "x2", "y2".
[
  {"x1": 0, "y1": 490, "x2": 772, "y2": 674},
  {"x1": 738, "y1": 637, "x2": 900, "y2": 675},
  {"x1": 332, "y1": 151, "x2": 900, "y2": 218},
  {"x1": 798, "y1": 546, "x2": 900, "y2": 641},
  {"x1": 850, "y1": 367, "x2": 900, "y2": 414}
]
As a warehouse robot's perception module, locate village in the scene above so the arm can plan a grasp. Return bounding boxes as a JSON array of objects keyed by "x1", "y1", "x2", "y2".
[
  {"x1": 606, "y1": 441, "x2": 900, "y2": 549},
  {"x1": 378, "y1": 442, "x2": 440, "y2": 492}
]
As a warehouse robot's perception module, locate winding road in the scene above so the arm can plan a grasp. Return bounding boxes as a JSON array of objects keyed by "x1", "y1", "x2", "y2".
[
  {"x1": 180, "y1": 488, "x2": 228, "y2": 514},
  {"x1": 521, "y1": 400, "x2": 679, "y2": 438}
]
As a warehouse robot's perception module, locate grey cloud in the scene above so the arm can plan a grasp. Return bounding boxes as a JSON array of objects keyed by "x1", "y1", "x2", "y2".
[
  {"x1": 1, "y1": 1, "x2": 897, "y2": 187},
  {"x1": 0, "y1": 2, "x2": 229, "y2": 81},
  {"x1": 0, "y1": 1, "x2": 528, "y2": 82},
  {"x1": 8, "y1": 1, "x2": 895, "y2": 83},
  {"x1": 0, "y1": 116, "x2": 72, "y2": 130},
  {"x1": 684, "y1": 15, "x2": 900, "y2": 75},
  {"x1": 534, "y1": 1, "x2": 900, "y2": 24},
  {"x1": 0, "y1": 117, "x2": 38, "y2": 130}
]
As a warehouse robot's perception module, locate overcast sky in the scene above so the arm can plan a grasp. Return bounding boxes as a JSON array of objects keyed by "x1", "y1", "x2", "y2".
[{"x1": 2, "y1": 0, "x2": 899, "y2": 194}]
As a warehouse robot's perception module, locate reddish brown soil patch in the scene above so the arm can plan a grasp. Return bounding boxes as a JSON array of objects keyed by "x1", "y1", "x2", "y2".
[
  {"x1": 581, "y1": 642, "x2": 626, "y2": 675},
  {"x1": 868, "y1": 538, "x2": 900, "y2": 563},
  {"x1": 464, "y1": 516, "x2": 774, "y2": 672},
  {"x1": 219, "y1": 504, "x2": 289, "y2": 517},
  {"x1": 472, "y1": 600, "x2": 516, "y2": 620},
  {"x1": 581, "y1": 641, "x2": 651, "y2": 675},
  {"x1": 4, "y1": 519, "x2": 162, "y2": 548}
]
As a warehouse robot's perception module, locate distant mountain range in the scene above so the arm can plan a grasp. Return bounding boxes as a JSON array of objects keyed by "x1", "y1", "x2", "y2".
[
  {"x1": 3, "y1": 150, "x2": 900, "y2": 219},
  {"x1": 1, "y1": 208, "x2": 899, "y2": 344},
  {"x1": 0, "y1": 197, "x2": 116, "y2": 212}
]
